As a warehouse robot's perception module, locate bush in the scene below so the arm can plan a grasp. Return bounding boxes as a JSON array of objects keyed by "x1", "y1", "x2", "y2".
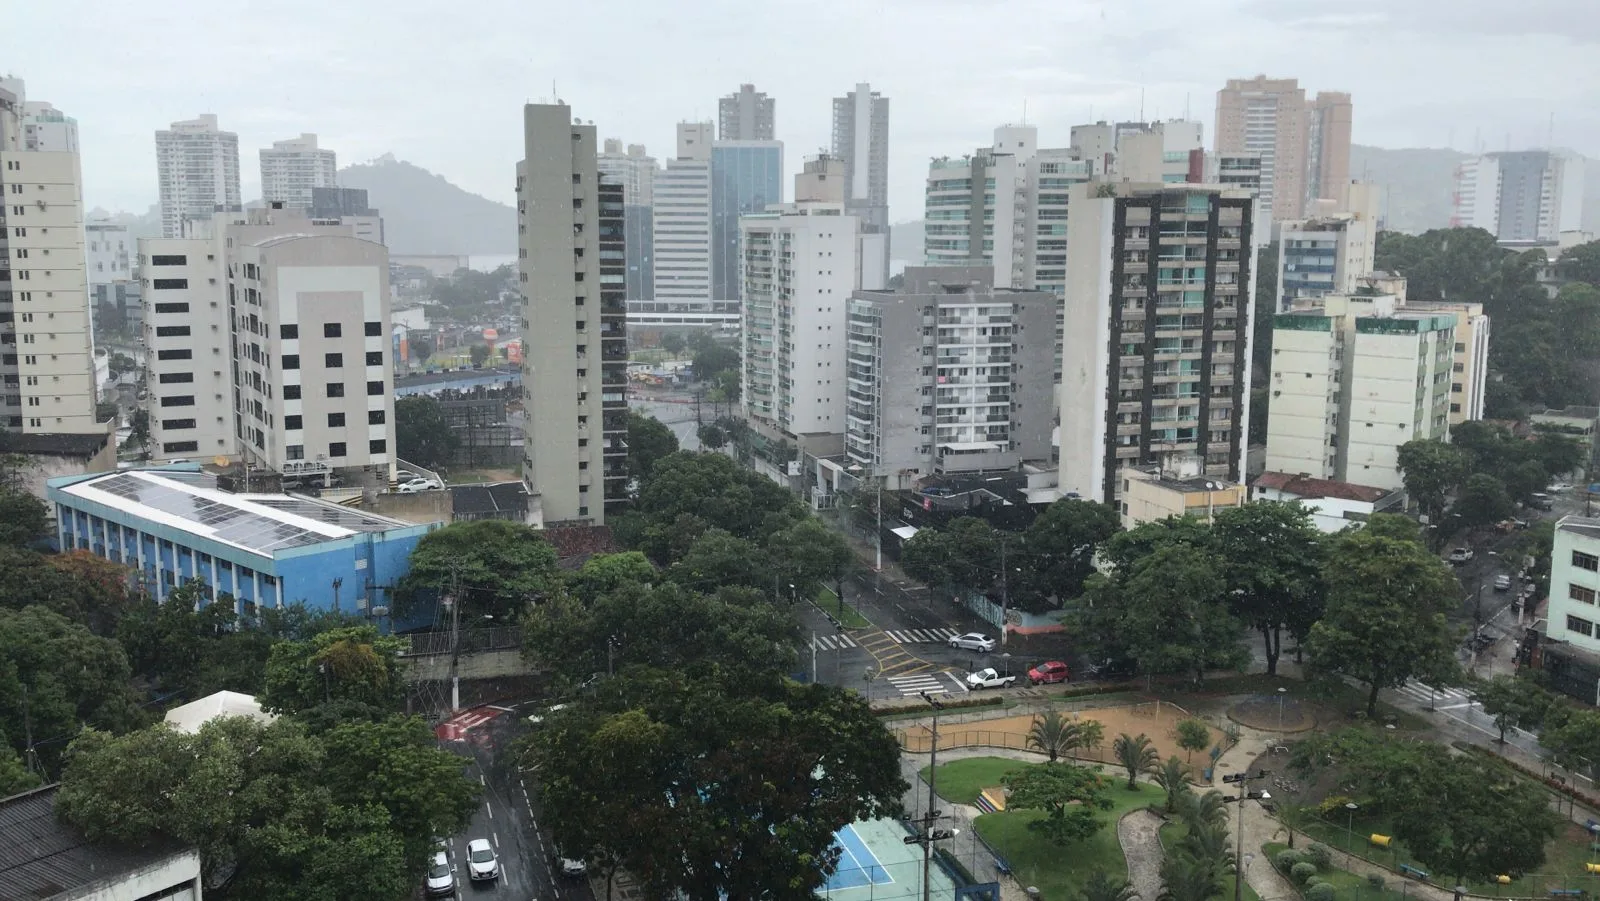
[
  {"x1": 1305, "y1": 843, "x2": 1332, "y2": 869},
  {"x1": 1367, "y1": 875, "x2": 1386, "y2": 891},
  {"x1": 1291, "y1": 862, "x2": 1319, "y2": 884},
  {"x1": 1275, "y1": 850, "x2": 1304, "y2": 873},
  {"x1": 1308, "y1": 882, "x2": 1337, "y2": 901}
]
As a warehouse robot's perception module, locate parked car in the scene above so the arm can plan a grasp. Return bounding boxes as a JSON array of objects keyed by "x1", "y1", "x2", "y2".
[
  {"x1": 965, "y1": 667, "x2": 1017, "y2": 690},
  {"x1": 1494, "y1": 574, "x2": 1512, "y2": 591},
  {"x1": 948, "y1": 632, "x2": 997, "y2": 652},
  {"x1": 1027, "y1": 661, "x2": 1071, "y2": 685},
  {"x1": 1529, "y1": 493, "x2": 1554, "y2": 510},
  {"x1": 1447, "y1": 547, "x2": 1474, "y2": 564},
  {"x1": 465, "y1": 839, "x2": 499, "y2": 882},
  {"x1": 557, "y1": 855, "x2": 588, "y2": 877},
  {"x1": 398, "y1": 477, "x2": 444, "y2": 494},
  {"x1": 1551, "y1": 482, "x2": 1574, "y2": 492},
  {"x1": 424, "y1": 851, "x2": 455, "y2": 897},
  {"x1": 395, "y1": 470, "x2": 420, "y2": 482}
]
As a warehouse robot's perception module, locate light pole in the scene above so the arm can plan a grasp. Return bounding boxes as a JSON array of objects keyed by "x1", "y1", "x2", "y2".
[
  {"x1": 904, "y1": 690, "x2": 952, "y2": 901},
  {"x1": 1277, "y1": 686, "x2": 1287, "y2": 731},
  {"x1": 1346, "y1": 801, "x2": 1359, "y2": 850},
  {"x1": 1223, "y1": 771, "x2": 1268, "y2": 901}
]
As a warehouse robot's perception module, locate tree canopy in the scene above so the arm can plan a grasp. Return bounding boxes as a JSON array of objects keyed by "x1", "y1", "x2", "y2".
[
  {"x1": 398, "y1": 519, "x2": 559, "y2": 619},
  {"x1": 1211, "y1": 502, "x2": 1325, "y2": 675},
  {"x1": 394, "y1": 395, "x2": 459, "y2": 470},
  {"x1": 627, "y1": 410, "x2": 680, "y2": 483},
  {"x1": 1002, "y1": 763, "x2": 1114, "y2": 846}
]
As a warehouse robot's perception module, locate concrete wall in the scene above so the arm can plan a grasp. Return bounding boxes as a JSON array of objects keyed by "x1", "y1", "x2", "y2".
[
  {"x1": 363, "y1": 489, "x2": 452, "y2": 524},
  {"x1": 75, "y1": 848, "x2": 201, "y2": 901},
  {"x1": 402, "y1": 648, "x2": 532, "y2": 682}
]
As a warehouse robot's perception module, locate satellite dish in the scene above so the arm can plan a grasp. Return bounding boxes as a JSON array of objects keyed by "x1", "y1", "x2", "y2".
[{"x1": 212, "y1": 455, "x2": 229, "y2": 467}]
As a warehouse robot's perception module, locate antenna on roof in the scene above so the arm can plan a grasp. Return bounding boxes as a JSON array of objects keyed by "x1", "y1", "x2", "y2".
[
  {"x1": 1139, "y1": 86, "x2": 1145, "y2": 122},
  {"x1": 1184, "y1": 93, "x2": 1191, "y2": 120},
  {"x1": 1022, "y1": 98, "x2": 1027, "y2": 125}
]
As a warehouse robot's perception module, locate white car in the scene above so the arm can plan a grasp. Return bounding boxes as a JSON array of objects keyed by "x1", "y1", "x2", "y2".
[
  {"x1": 465, "y1": 838, "x2": 499, "y2": 882},
  {"x1": 424, "y1": 850, "x2": 455, "y2": 896},
  {"x1": 558, "y1": 856, "x2": 588, "y2": 877},
  {"x1": 948, "y1": 632, "x2": 997, "y2": 652},
  {"x1": 1494, "y1": 574, "x2": 1512, "y2": 591},
  {"x1": 965, "y1": 667, "x2": 1018, "y2": 690},
  {"x1": 398, "y1": 477, "x2": 444, "y2": 494}
]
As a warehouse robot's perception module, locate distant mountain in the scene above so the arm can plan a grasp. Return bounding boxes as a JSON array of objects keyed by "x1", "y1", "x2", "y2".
[
  {"x1": 1349, "y1": 145, "x2": 1469, "y2": 234},
  {"x1": 890, "y1": 219, "x2": 923, "y2": 263},
  {"x1": 337, "y1": 154, "x2": 516, "y2": 256}
]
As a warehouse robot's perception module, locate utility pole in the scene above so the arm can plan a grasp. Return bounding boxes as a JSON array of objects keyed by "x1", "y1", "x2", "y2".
[
  {"x1": 874, "y1": 478, "x2": 883, "y2": 573},
  {"x1": 331, "y1": 577, "x2": 343, "y2": 614},
  {"x1": 905, "y1": 691, "x2": 957, "y2": 901},
  {"x1": 1223, "y1": 769, "x2": 1268, "y2": 901},
  {"x1": 999, "y1": 536, "x2": 1009, "y2": 647},
  {"x1": 811, "y1": 631, "x2": 818, "y2": 684},
  {"x1": 448, "y1": 564, "x2": 462, "y2": 712}
]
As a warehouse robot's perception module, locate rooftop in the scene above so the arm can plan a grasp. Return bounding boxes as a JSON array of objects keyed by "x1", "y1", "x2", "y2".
[
  {"x1": 0, "y1": 784, "x2": 192, "y2": 900},
  {"x1": 1558, "y1": 515, "x2": 1600, "y2": 542},
  {"x1": 449, "y1": 482, "x2": 528, "y2": 517},
  {"x1": 51, "y1": 469, "x2": 416, "y2": 557},
  {"x1": 3, "y1": 432, "x2": 112, "y2": 459},
  {"x1": 1253, "y1": 471, "x2": 1392, "y2": 503},
  {"x1": 163, "y1": 690, "x2": 276, "y2": 734}
]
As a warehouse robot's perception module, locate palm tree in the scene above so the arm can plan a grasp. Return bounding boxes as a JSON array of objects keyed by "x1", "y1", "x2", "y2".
[
  {"x1": 1081, "y1": 869, "x2": 1140, "y2": 901},
  {"x1": 1175, "y1": 789, "x2": 1229, "y2": 832},
  {"x1": 1113, "y1": 733, "x2": 1160, "y2": 790},
  {"x1": 1158, "y1": 847, "x2": 1232, "y2": 901},
  {"x1": 1152, "y1": 756, "x2": 1190, "y2": 813},
  {"x1": 1028, "y1": 711, "x2": 1072, "y2": 763}
]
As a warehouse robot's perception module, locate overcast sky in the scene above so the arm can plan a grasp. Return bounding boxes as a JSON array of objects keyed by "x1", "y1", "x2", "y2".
[{"x1": 6, "y1": 0, "x2": 1598, "y2": 220}]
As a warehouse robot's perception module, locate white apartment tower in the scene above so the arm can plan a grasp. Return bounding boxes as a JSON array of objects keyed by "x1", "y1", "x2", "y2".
[
  {"x1": 1451, "y1": 150, "x2": 1586, "y2": 242},
  {"x1": 845, "y1": 267, "x2": 1057, "y2": 488},
  {"x1": 518, "y1": 104, "x2": 628, "y2": 526},
  {"x1": 1275, "y1": 182, "x2": 1381, "y2": 312},
  {"x1": 85, "y1": 219, "x2": 132, "y2": 288},
  {"x1": 651, "y1": 122, "x2": 714, "y2": 308},
  {"x1": 597, "y1": 139, "x2": 658, "y2": 300},
  {"x1": 1059, "y1": 183, "x2": 1257, "y2": 505},
  {"x1": 1265, "y1": 293, "x2": 1455, "y2": 490},
  {"x1": 718, "y1": 84, "x2": 775, "y2": 141},
  {"x1": 739, "y1": 156, "x2": 887, "y2": 449},
  {"x1": 259, "y1": 134, "x2": 338, "y2": 211},
  {"x1": 0, "y1": 79, "x2": 104, "y2": 437},
  {"x1": 155, "y1": 115, "x2": 241, "y2": 238},
  {"x1": 831, "y1": 83, "x2": 890, "y2": 231},
  {"x1": 141, "y1": 208, "x2": 396, "y2": 473}
]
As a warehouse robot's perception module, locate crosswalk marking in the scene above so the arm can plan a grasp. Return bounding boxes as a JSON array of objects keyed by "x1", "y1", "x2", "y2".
[
  {"x1": 885, "y1": 627, "x2": 960, "y2": 644},
  {"x1": 809, "y1": 634, "x2": 859, "y2": 651},
  {"x1": 1393, "y1": 682, "x2": 1471, "y2": 706},
  {"x1": 887, "y1": 673, "x2": 959, "y2": 697}
]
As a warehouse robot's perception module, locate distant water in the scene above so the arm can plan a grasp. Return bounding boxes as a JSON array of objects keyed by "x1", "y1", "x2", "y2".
[{"x1": 468, "y1": 254, "x2": 518, "y2": 272}]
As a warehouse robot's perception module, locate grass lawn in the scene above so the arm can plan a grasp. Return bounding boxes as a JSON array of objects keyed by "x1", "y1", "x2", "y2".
[
  {"x1": 816, "y1": 587, "x2": 872, "y2": 628},
  {"x1": 974, "y1": 779, "x2": 1165, "y2": 901},
  {"x1": 1263, "y1": 842, "x2": 1412, "y2": 901},
  {"x1": 921, "y1": 757, "x2": 1030, "y2": 805}
]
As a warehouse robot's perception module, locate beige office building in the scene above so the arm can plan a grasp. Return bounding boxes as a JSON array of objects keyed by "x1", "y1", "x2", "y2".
[
  {"x1": 517, "y1": 104, "x2": 628, "y2": 526},
  {"x1": 260, "y1": 133, "x2": 338, "y2": 211},
  {"x1": 1215, "y1": 77, "x2": 1352, "y2": 225},
  {"x1": 1120, "y1": 460, "x2": 1246, "y2": 530}
]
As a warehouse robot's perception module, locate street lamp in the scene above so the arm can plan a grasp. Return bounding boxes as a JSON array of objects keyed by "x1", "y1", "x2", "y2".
[
  {"x1": 912, "y1": 690, "x2": 948, "y2": 901},
  {"x1": 1346, "y1": 801, "x2": 1359, "y2": 849},
  {"x1": 1277, "y1": 686, "x2": 1288, "y2": 731}
]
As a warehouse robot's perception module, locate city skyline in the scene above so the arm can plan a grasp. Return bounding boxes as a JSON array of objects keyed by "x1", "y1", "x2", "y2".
[{"x1": 7, "y1": 0, "x2": 1596, "y2": 224}]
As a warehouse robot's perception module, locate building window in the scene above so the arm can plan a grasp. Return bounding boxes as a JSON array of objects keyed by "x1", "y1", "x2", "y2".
[
  {"x1": 286, "y1": 445, "x2": 304, "y2": 460},
  {"x1": 284, "y1": 385, "x2": 302, "y2": 400},
  {"x1": 366, "y1": 351, "x2": 383, "y2": 366},
  {"x1": 324, "y1": 323, "x2": 342, "y2": 338},
  {"x1": 328, "y1": 412, "x2": 346, "y2": 427},
  {"x1": 158, "y1": 372, "x2": 194, "y2": 384},
  {"x1": 155, "y1": 326, "x2": 190, "y2": 337},
  {"x1": 162, "y1": 441, "x2": 199, "y2": 453},
  {"x1": 367, "y1": 381, "x2": 383, "y2": 395},
  {"x1": 364, "y1": 321, "x2": 382, "y2": 336},
  {"x1": 1571, "y1": 584, "x2": 1597, "y2": 605},
  {"x1": 157, "y1": 349, "x2": 192, "y2": 360},
  {"x1": 159, "y1": 395, "x2": 195, "y2": 407},
  {"x1": 368, "y1": 410, "x2": 386, "y2": 424},
  {"x1": 1575, "y1": 551, "x2": 1599, "y2": 572},
  {"x1": 1568, "y1": 615, "x2": 1594, "y2": 637},
  {"x1": 152, "y1": 278, "x2": 188, "y2": 289},
  {"x1": 325, "y1": 352, "x2": 343, "y2": 367},
  {"x1": 326, "y1": 382, "x2": 345, "y2": 398},
  {"x1": 328, "y1": 441, "x2": 347, "y2": 457},
  {"x1": 281, "y1": 324, "x2": 298, "y2": 339},
  {"x1": 282, "y1": 354, "x2": 300, "y2": 369},
  {"x1": 284, "y1": 415, "x2": 302, "y2": 430},
  {"x1": 369, "y1": 439, "x2": 387, "y2": 454},
  {"x1": 161, "y1": 418, "x2": 196, "y2": 429},
  {"x1": 150, "y1": 254, "x2": 187, "y2": 266},
  {"x1": 154, "y1": 302, "x2": 189, "y2": 314}
]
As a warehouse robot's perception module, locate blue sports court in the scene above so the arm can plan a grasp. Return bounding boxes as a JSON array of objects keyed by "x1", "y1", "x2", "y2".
[{"x1": 820, "y1": 818, "x2": 956, "y2": 900}]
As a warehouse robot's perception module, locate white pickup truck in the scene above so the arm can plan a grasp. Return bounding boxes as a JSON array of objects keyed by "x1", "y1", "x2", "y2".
[{"x1": 965, "y1": 667, "x2": 1018, "y2": 690}]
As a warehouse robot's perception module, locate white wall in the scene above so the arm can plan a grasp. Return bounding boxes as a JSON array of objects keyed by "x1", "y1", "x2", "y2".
[
  {"x1": 1264, "y1": 324, "x2": 1339, "y2": 478},
  {"x1": 1549, "y1": 519, "x2": 1600, "y2": 653}
]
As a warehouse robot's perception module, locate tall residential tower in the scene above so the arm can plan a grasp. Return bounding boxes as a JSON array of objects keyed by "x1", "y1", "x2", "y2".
[
  {"x1": 596, "y1": 139, "x2": 658, "y2": 300},
  {"x1": 259, "y1": 133, "x2": 338, "y2": 210},
  {"x1": 652, "y1": 122, "x2": 714, "y2": 312},
  {"x1": 718, "y1": 84, "x2": 775, "y2": 141},
  {"x1": 831, "y1": 83, "x2": 890, "y2": 232},
  {"x1": 155, "y1": 114, "x2": 241, "y2": 238}
]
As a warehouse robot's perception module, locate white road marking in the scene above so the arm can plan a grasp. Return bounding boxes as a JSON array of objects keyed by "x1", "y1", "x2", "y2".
[
  {"x1": 887, "y1": 673, "x2": 954, "y2": 696},
  {"x1": 486, "y1": 801, "x2": 494, "y2": 820},
  {"x1": 1437, "y1": 702, "x2": 1476, "y2": 710}
]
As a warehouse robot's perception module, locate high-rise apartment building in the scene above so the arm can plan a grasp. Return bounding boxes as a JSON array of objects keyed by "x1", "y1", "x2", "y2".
[
  {"x1": 141, "y1": 208, "x2": 396, "y2": 471},
  {"x1": 831, "y1": 83, "x2": 890, "y2": 232},
  {"x1": 718, "y1": 84, "x2": 775, "y2": 141},
  {"x1": 1542, "y1": 516, "x2": 1600, "y2": 659},
  {"x1": 156, "y1": 115, "x2": 241, "y2": 239},
  {"x1": 740, "y1": 156, "x2": 886, "y2": 449},
  {"x1": 517, "y1": 103, "x2": 627, "y2": 526},
  {"x1": 1215, "y1": 76, "x2": 1351, "y2": 225},
  {"x1": 0, "y1": 78, "x2": 78, "y2": 153},
  {"x1": 85, "y1": 218, "x2": 132, "y2": 288},
  {"x1": 597, "y1": 139, "x2": 658, "y2": 300},
  {"x1": 0, "y1": 80, "x2": 103, "y2": 436},
  {"x1": 711, "y1": 139, "x2": 783, "y2": 304},
  {"x1": 845, "y1": 267, "x2": 1055, "y2": 488},
  {"x1": 1265, "y1": 293, "x2": 1454, "y2": 490},
  {"x1": 260, "y1": 134, "x2": 337, "y2": 211},
  {"x1": 309, "y1": 186, "x2": 384, "y2": 245},
  {"x1": 1451, "y1": 150, "x2": 1586, "y2": 242},
  {"x1": 652, "y1": 122, "x2": 714, "y2": 311},
  {"x1": 1275, "y1": 182, "x2": 1381, "y2": 312},
  {"x1": 1059, "y1": 183, "x2": 1256, "y2": 505}
]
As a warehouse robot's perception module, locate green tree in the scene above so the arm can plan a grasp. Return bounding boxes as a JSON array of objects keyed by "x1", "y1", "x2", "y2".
[
  {"x1": 1558, "y1": 239, "x2": 1600, "y2": 287},
  {"x1": 1546, "y1": 708, "x2": 1600, "y2": 778},
  {"x1": 0, "y1": 743, "x2": 38, "y2": 795},
  {"x1": 660, "y1": 332, "x2": 687, "y2": 358},
  {"x1": 1026, "y1": 711, "x2": 1101, "y2": 765},
  {"x1": 1453, "y1": 473, "x2": 1514, "y2": 529},
  {"x1": 1080, "y1": 870, "x2": 1140, "y2": 901},
  {"x1": 1175, "y1": 789, "x2": 1229, "y2": 832},
  {"x1": 1152, "y1": 755, "x2": 1190, "y2": 813},
  {"x1": 1174, "y1": 718, "x2": 1211, "y2": 766},
  {"x1": 260, "y1": 625, "x2": 407, "y2": 718},
  {"x1": 1530, "y1": 427, "x2": 1586, "y2": 478},
  {"x1": 1396, "y1": 439, "x2": 1470, "y2": 531},
  {"x1": 565, "y1": 551, "x2": 656, "y2": 603},
  {"x1": 0, "y1": 490, "x2": 46, "y2": 547},
  {"x1": 1001, "y1": 761, "x2": 1114, "y2": 845},
  {"x1": 667, "y1": 529, "x2": 766, "y2": 592},
  {"x1": 633, "y1": 452, "x2": 801, "y2": 560},
  {"x1": 1391, "y1": 752, "x2": 1560, "y2": 884},
  {"x1": 1013, "y1": 498, "x2": 1121, "y2": 612},
  {"x1": 1212, "y1": 502, "x2": 1325, "y2": 675},
  {"x1": 696, "y1": 422, "x2": 727, "y2": 449},
  {"x1": 1159, "y1": 841, "x2": 1232, "y2": 901},
  {"x1": 409, "y1": 334, "x2": 435, "y2": 363},
  {"x1": 1306, "y1": 529, "x2": 1461, "y2": 717},
  {"x1": 394, "y1": 395, "x2": 459, "y2": 469},
  {"x1": 469, "y1": 343, "x2": 490, "y2": 366},
  {"x1": 1111, "y1": 544, "x2": 1246, "y2": 684},
  {"x1": 769, "y1": 517, "x2": 853, "y2": 599},
  {"x1": 627, "y1": 410, "x2": 679, "y2": 482},
  {"x1": 127, "y1": 409, "x2": 150, "y2": 448},
  {"x1": 901, "y1": 517, "x2": 1000, "y2": 601},
  {"x1": 1253, "y1": 242, "x2": 1279, "y2": 373},
  {"x1": 1556, "y1": 282, "x2": 1600, "y2": 357},
  {"x1": 1113, "y1": 733, "x2": 1159, "y2": 790},
  {"x1": 398, "y1": 519, "x2": 559, "y2": 619},
  {"x1": 692, "y1": 343, "x2": 740, "y2": 382},
  {"x1": 1472, "y1": 675, "x2": 1553, "y2": 744}
]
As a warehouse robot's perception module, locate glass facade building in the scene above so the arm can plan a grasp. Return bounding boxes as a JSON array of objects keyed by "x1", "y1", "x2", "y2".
[{"x1": 710, "y1": 142, "x2": 782, "y2": 304}]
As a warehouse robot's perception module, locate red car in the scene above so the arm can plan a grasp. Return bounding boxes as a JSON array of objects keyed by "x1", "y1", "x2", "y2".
[{"x1": 1027, "y1": 661, "x2": 1070, "y2": 685}]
